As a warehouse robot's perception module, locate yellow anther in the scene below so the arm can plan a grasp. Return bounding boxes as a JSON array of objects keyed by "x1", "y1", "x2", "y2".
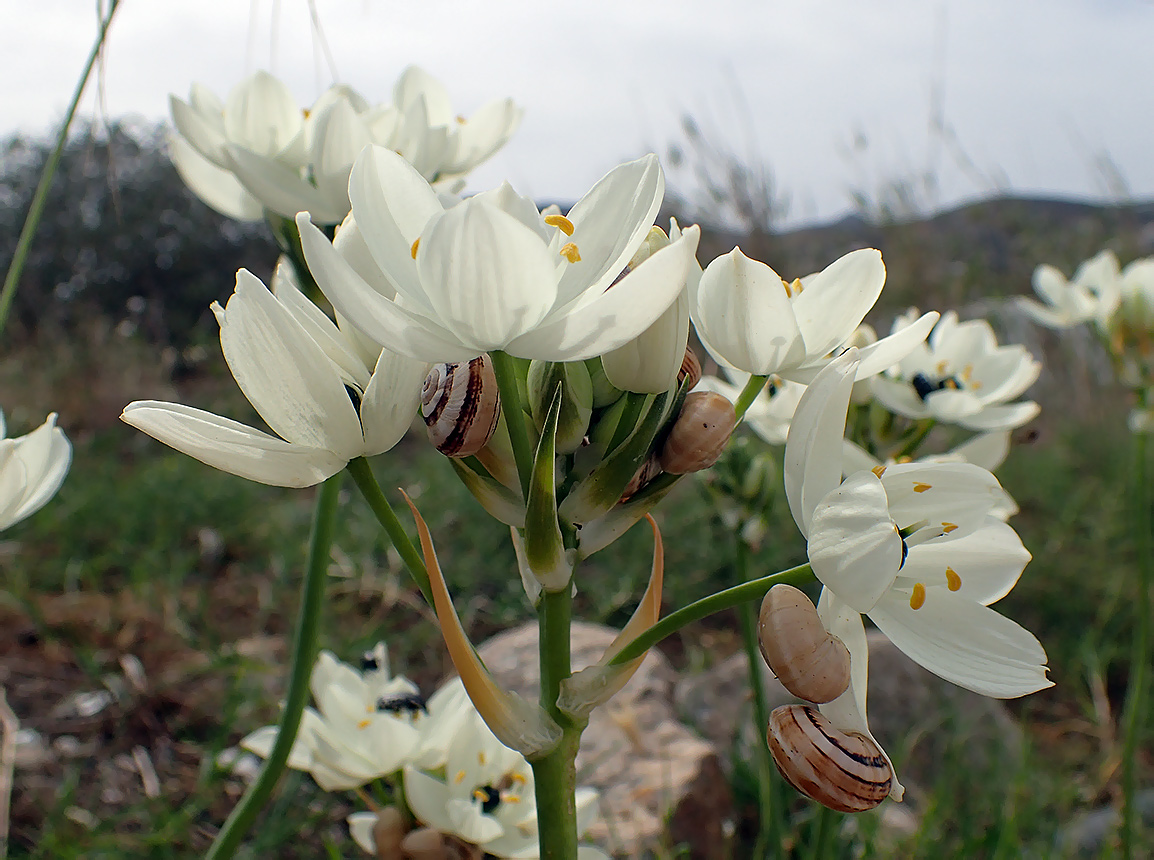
[
  {"x1": 942, "y1": 378, "x2": 960, "y2": 390},
  {"x1": 936, "y1": 360, "x2": 949, "y2": 375},
  {"x1": 909, "y1": 583, "x2": 927, "y2": 610},
  {"x1": 942, "y1": 522, "x2": 958, "y2": 533},
  {"x1": 411, "y1": 238, "x2": 420, "y2": 259},
  {"x1": 781, "y1": 277, "x2": 804, "y2": 297},
  {"x1": 478, "y1": 752, "x2": 487, "y2": 766},
  {"x1": 456, "y1": 115, "x2": 467, "y2": 124},
  {"x1": 357, "y1": 719, "x2": 371, "y2": 729},
  {"x1": 454, "y1": 770, "x2": 466, "y2": 784},
  {"x1": 544, "y1": 213, "x2": 575, "y2": 236},
  {"x1": 506, "y1": 794, "x2": 521, "y2": 803},
  {"x1": 961, "y1": 363, "x2": 974, "y2": 380},
  {"x1": 913, "y1": 482, "x2": 932, "y2": 493},
  {"x1": 560, "y1": 242, "x2": 581, "y2": 263},
  {"x1": 872, "y1": 465, "x2": 887, "y2": 478},
  {"x1": 945, "y1": 567, "x2": 961, "y2": 591},
  {"x1": 896, "y1": 455, "x2": 912, "y2": 464},
  {"x1": 473, "y1": 789, "x2": 488, "y2": 802},
  {"x1": 511, "y1": 772, "x2": 527, "y2": 785}
]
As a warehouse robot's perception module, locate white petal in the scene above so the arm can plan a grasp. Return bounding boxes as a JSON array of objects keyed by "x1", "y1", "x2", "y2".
[
  {"x1": 901, "y1": 519, "x2": 1030, "y2": 605},
  {"x1": 601, "y1": 286, "x2": 689, "y2": 393},
  {"x1": 361, "y1": 349, "x2": 429, "y2": 456},
  {"x1": 869, "y1": 590, "x2": 1052, "y2": 698},
  {"x1": 226, "y1": 145, "x2": 344, "y2": 224},
  {"x1": 169, "y1": 94, "x2": 228, "y2": 164},
  {"x1": 223, "y1": 71, "x2": 303, "y2": 157},
  {"x1": 851, "y1": 311, "x2": 939, "y2": 379},
  {"x1": 808, "y1": 471, "x2": 904, "y2": 613},
  {"x1": 950, "y1": 431, "x2": 1010, "y2": 471},
  {"x1": 955, "y1": 401, "x2": 1040, "y2": 432},
  {"x1": 879, "y1": 461, "x2": 1006, "y2": 533},
  {"x1": 309, "y1": 97, "x2": 371, "y2": 218},
  {"x1": 346, "y1": 812, "x2": 378, "y2": 855},
  {"x1": 168, "y1": 134, "x2": 263, "y2": 221},
  {"x1": 790, "y1": 249, "x2": 886, "y2": 359},
  {"x1": 693, "y1": 248, "x2": 805, "y2": 375},
  {"x1": 783, "y1": 350, "x2": 859, "y2": 536},
  {"x1": 506, "y1": 225, "x2": 699, "y2": 361},
  {"x1": 121, "y1": 401, "x2": 345, "y2": 487},
  {"x1": 6, "y1": 415, "x2": 71, "y2": 524}
]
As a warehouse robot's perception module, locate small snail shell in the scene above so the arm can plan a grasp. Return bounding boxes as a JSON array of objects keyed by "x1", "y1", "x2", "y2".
[
  {"x1": 621, "y1": 455, "x2": 663, "y2": 501},
  {"x1": 678, "y1": 347, "x2": 702, "y2": 391},
  {"x1": 371, "y1": 806, "x2": 406, "y2": 860},
  {"x1": 758, "y1": 584, "x2": 850, "y2": 704},
  {"x1": 422, "y1": 355, "x2": 501, "y2": 458},
  {"x1": 767, "y1": 704, "x2": 893, "y2": 813},
  {"x1": 657, "y1": 390, "x2": 736, "y2": 474},
  {"x1": 400, "y1": 827, "x2": 448, "y2": 860}
]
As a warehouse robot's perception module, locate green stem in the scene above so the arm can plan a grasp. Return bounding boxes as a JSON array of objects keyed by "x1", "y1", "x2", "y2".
[
  {"x1": 490, "y1": 351, "x2": 535, "y2": 499},
  {"x1": 609, "y1": 564, "x2": 815, "y2": 667},
  {"x1": 735, "y1": 538, "x2": 784, "y2": 859},
  {"x1": 893, "y1": 418, "x2": 936, "y2": 461},
  {"x1": 809, "y1": 806, "x2": 837, "y2": 860},
  {"x1": 734, "y1": 375, "x2": 770, "y2": 420},
  {"x1": 1120, "y1": 428, "x2": 1150, "y2": 859},
  {"x1": 345, "y1": 457, "x2": 433, "y2": 607},
  {"x1": 0, "y1": 0, "x2": 121, "y2": 339},
  {"x1": 205, "y1": 472, "x2": 341, "y2": 860}
]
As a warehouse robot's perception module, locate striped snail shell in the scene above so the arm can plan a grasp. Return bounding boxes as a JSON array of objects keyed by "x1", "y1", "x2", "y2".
[
  {"x1": 678, "y1": 347, "x2": 702, "y2": 391},
  {"x1": 621, "y1": 455, "x2": 663, "y2": 501},
  {"x1": 657, "y1": 390, "x2": 736, "y2": 474},
  {"x1": 422, "y1": 355, "x2": 500, "y2": 458},
  {"x1": 758, "y1": 584, "x2": 850, "y2": 704},
  {"x1": 767, "y1": 704, "x2": 893, "y2": 813}
]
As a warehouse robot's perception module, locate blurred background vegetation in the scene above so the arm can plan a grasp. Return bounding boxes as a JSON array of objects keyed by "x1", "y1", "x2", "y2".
[{"x1": 1, "y1": 118, "x2": 1152, "y2": 857}]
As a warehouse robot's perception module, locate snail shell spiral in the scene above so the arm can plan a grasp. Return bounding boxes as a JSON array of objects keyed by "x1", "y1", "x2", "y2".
[
  {"x1": 758, "y1": 584, "x2": 850, "y2": 704},
  {"x1": 422, "y1": 355, "x2": 501, "y2": 458},
  {"x1": 678, "y1": 347, "x2": 702, "y2": 391},
  {"x1": 767, "y1": 704, "x2": 893, "y2": 813},
  {"x1": 657, "y1": 390, "x2": 736, "y2": 474}
]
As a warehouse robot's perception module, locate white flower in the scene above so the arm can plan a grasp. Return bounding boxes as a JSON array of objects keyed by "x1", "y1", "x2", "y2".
[
  {"x1": 696, "y1": 370, "x2": 804, "y2": 446},
  {"x1": 298, "y1": 148, "x2": 700, "y2": 363},
  {"x1": 785, "y1": 349, "x2": 1051, "y2": 701},
  {"x1": 0, "y1": 411, "x2": 71, "y2": 531},
  {"x1": 1020, "y1": 250, "x2": 1121, "y2": 330},
  {"x1": 1117, "y1": 256, "x2": 1154, "y2": 332},
  {"x1": 402, "y1": 709, "x2": 607, "y2": 859},
  {"x1": 689, "y1": 247, "x2": 938, "y2": 380},
  {"x1": 242, "y1": 645, "x2": 427, "y2": 791},
  {"x1": 169, "y1": 67, "x2": 520, "y2": 224},
  {"x1": 870, "y1": 310, "x2": 1041, "y2": 432},
  {"x1": 121, "y1": 262, "x2": 428, "y2": 487}
]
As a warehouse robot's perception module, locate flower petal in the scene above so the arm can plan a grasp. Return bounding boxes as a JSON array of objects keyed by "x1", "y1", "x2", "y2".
[
  {"x1": 226, "y1": 144, "x2": 344, "y2": 223},
  {"x1": 168, "y1": 134, "x2": 264, "y2": 221},
  {"x1": 790, "y1": 249, "x2": 885, "y2": 359},
  {"x1": 5, "y1": 414, "x2": 71, "y2": 525},
  {"x1": 360, "y1": 349, "x2": 429, "y2": 456},
  {"x1": 901, "y1": 518, "x2": 1030, "y2": 605}
]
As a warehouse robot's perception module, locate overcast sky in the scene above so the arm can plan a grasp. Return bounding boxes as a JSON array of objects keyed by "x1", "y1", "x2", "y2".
[{"x1": 8, "y1": 0, "x2": 1153, "y2": 227}]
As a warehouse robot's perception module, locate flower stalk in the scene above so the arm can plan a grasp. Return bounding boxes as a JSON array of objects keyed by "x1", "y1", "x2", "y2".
[
  {"x1": 490, "y1": 350, "x2": 536, "y2": 499},
  {"x1": 206, "y1": 471, "x2": 342, "y2": 860}
]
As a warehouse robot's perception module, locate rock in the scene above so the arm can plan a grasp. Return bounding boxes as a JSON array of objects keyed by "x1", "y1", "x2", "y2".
[
  {"x1": 475, "y1": 622, "x2": 735, "y2": 860},
  {"x1": 1057, "y1": 790, "x2": 1154, "y2": 857},
  {"x1": 675, "y1": 631, "x2": 1023, "y2": 809}
]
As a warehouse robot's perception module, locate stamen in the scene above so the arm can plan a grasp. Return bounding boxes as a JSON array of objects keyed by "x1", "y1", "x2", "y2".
[
  {"x1": 456, "y1": 115, "x2": 467, "y2": 124},
  {"x1": 909, "y1": 583, "x2": 927, "y2": 610},
  {"x1": 560, "y1": 242, "x2": 581, "y2": 263},
  {"x1": 872, "y1": 465, "x2": 887, "y2": 478},
  {"x1": 357, "y1": 719, "x2": 371, "y2": 729},
  {"x1": 511, "y1": 773, "x2": 527, "y2": 785},
  {"x1": 506, "y1": 794, "x2": 521, "y2": 803},
  {"x1": 945, "y1": 567, "x2": 961, "y2": 591},
  {"x1": 942, "y1": 522, "x2": 958, "y2": 533},
  {"x1": 895, "y1": 455, "x2": 912, "y2": 464},
  {"x1": 913, "y1": 482, "x2": 932, "y2": 493},
  {"x1": 936, "y1": 360, "x2": 949, "y2": 375},
  {"x1": 544, "y1": 213, "x2": 575, "y2": 236},
  {"x1": 454, "y1": 770, "x2": 466, "y2": 784},
  {"x1": 478, "y1": 751, "x2": 487, "y2": 766},
  {"x1": 410, "y1": 238, "x2": 420, "y2": 259},
  {"x1": 789, "y1": 277, "x2": 804, "y2": 295}
]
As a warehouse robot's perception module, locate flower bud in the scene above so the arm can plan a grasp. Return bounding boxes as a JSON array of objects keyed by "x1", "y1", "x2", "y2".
[
  {"x1": 526, "y1": 360, "x2": 593, "y2": 453},
  {"x1": 584, "y1": 357, "x2": 625, "y2": 408}
]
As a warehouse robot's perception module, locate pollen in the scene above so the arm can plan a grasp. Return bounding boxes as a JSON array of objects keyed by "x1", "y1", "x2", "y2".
[
  {"x1": 410, "y1": 238, "x2": 420, "y2": 259},
  {"x1": 456, "y1": 115, "x2": 467, "y2": 124},
  {"x1": 511, "y1": 773, "x2": 527, "y2": 785},
  {"x1": 544, "y1": 213, "x2": 575, "y2": 236},
  {"x1": 454, "y1": 770, "x2": 466, "y2": 784},
  {"x1": 942, "y1": 522, "x2": 958, "y2": 533},
  {"x1": 909, "y1": 583, "x2": 927, "y2": 610},
  {"x1": 357, "y1": 719, "x2": 371, "y2": 729},
  {"x1": 913, "y1": 482, "x2": 932, "y2": 493},
  {"x1": 945, "y1": 567, "x2": 961, "y2": 591},
  {"x1": 781, "y1": 277, "x2": 804, "y2": 297},
  {"x1": 560, "y1": 242, "x2": 581, "y2": 263},
  {"x1": 872, "y1": 465, "x2": 887, "y2": 478},
  {"x1": 478, "y1": 752, "x2": 487, "y2": 766},
  {"x1": 506, "y1": 794, "x2": 521, "y2": 803},
  {"x1": 936, "y1": 360, "x2": 949, "y2": 375}
]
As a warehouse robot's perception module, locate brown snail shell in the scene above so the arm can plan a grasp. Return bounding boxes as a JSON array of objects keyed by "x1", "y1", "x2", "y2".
[
  {"x1": 767, "y1": 704, "x2": 893, "y2": 813},
  {"x1": 371, "y1": 805, "x2": 406, "y2": 860},
  {"x1": 758, "y1": 584, "x2": 850, "y2": 704},
  {"x1": 422, "y1": 355, "x2": 501, "y2": 458},
  {"x1": 621, "y1": 455, "x2": 663, "y2": 501},
  {"x1": 401, "y1": 827, "x2": 448, "y2": 860},
  {"x1": 678, "y1": 347, "x2": 702, "y2": 391},
  {"x1": 657, "y1": 390, "x2": 736, "y2": 474}
]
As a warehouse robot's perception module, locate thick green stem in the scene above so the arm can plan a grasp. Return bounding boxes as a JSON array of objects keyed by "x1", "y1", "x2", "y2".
[
  {"x1": 735, "y1": 539, "x2": 784, "y2": 858},
  {"x1": 346, "y1": 457, "x2": 433, "y2": 607},
  {"x1": 808, "y1": 806, "x2": 837, "y2": 860},
  {"x1": 1120, "y1": 428, "x2": 1150, "y2": 859},
  {"x1": 610, "y1": 564, "x2": 815, "y2": 667},
  {"x1": 205, "y1": 473, "x2": 341, "y2": 860},
  {"x1": 734, "y1": 374, "x2": 770, "y2": 420},
  {"x1": 490, "y1": 351, "x2": 535, "y2": 499},
  {"x1": 0, "y1": 0, "x2": 121, "y2": 339}
]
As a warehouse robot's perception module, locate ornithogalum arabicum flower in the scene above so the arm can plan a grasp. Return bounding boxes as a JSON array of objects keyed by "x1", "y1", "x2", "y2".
[
  {"x1": 298, "y1": 147, "x2": 700, "y2": 362},
  {"x1": 0, "y1": 410, "x2": 71, "y2": 531}
]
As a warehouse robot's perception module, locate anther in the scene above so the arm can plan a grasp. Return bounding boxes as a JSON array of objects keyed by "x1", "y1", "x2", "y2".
[
  {"x1": 942, "y1": 522, "x2": 958, "y2": 533},
  {"x1": 544, "y1": 214, "x2": 575, "y2": 236},
  {"x1": 872, "y1": 465, "x2": 887, "y2": 478},
  {"x1": 560, "y1": 242, "x2": 581, "y2": 263},
  {"x1": 913, "y1": 482, "x2": 932, "y2": 493},
  {"x1": 357, "y1": 719, "x2": 371, "y2": 729},
  {"x1": 909, "y1": 583, "x2": 927, "y2": 610},
  {"x1": 945, "y1": 567, "x2": 961, "y2": 591},
  {"x1": 454, "y1": 770, "x2": 466, "y2": 784},
  {"x1": 478, "y1": 752, "x2": 487, "y2": 766},
  {"x1": 410, "y1": 238, "x2": 420, "y2": 259}
]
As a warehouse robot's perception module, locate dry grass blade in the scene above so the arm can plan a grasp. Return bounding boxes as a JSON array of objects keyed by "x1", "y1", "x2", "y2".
[{"x1": 0, "y1": 688, "x2": 18, "y2": 860}]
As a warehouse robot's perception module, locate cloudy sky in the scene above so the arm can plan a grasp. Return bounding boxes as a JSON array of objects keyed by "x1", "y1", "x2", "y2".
[{"x1": 8, "y1": 0, "x2": 1153, "y2": 227}]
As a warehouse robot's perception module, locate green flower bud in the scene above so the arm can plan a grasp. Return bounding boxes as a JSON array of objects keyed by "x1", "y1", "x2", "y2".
[{"x1": 526, "y1": 360, "x2": 593, "y2": 454}]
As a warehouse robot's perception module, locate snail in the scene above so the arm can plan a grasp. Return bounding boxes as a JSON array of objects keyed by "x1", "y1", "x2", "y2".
[
  {"x1": 657, "y1": 390, "x2": 736, "y2": 474},
  {"x1": 678, "y1": 347, "x2": 702, "y2": 391},
  {"x1": 757, "y1": 584, "x2": 850, "y2": 704},
  {"x1": 422, "y1": 355, "x2": 501, "y2": 458},
  {"x1": 371, "y1": 806, "x2": 405, "y2": 860},
  {"x1": 767, "y1": 704, "x2": 893, "y2": 813},
  {"x1": 621, "y1": 455, "x2": 664, "y2": 501},
  {"x1": 400, "y1": 827, "x2": 449, "y2": 860}
]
